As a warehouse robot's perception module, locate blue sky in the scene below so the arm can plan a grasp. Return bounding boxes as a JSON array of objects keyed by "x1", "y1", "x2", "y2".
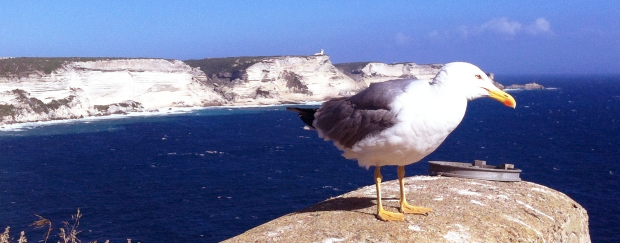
[{"x1": 1, "y1": 0, "x2": 618, "y2": 74}]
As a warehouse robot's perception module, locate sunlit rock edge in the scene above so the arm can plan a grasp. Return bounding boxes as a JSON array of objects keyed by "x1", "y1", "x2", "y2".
[{"x1": 224, "y1": 176, "x2": 590, "y2": 243}]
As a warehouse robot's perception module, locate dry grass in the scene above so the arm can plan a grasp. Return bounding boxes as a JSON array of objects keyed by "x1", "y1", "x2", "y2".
[
  {"x1": 58, "y1": 208, "x2": 82, "y2": 243},
  {"x1": 2, "y1": 209, "x2": 138, "y2": 243},
  {"x1": 30, "y1": 214, "x2": 52, "y2": 243},
  {"x1": 0, "y1": 226, "x2": 26, "y2": 243}
]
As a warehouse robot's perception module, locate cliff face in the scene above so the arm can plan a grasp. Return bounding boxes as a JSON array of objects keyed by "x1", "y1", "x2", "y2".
[
  {"x1": 359, "y1": 62, "x2": 443, "y2": 85},
  {"x1": 0, "y1": 59, "x2": 225, "y2": 124},
  {"x1": 0, "y1": 56, "x2": 450, "y2": 125},
  {"x1": 336, "y1": 62, "x2": 510, "y2": 90},
  {"x1": 218, "y1": 56, "x2": 365, "y2": 105},
  {"x1": 54, "y1": 59, "x2": 223, "y2": 109}
]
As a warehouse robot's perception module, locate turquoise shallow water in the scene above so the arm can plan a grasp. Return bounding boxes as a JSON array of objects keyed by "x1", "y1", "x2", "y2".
[{"x1": 0, "y1": 75, "x2": 619, "y2": 242}]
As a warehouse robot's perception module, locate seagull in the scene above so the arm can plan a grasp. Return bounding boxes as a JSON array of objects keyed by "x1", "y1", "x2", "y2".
[{"x1": 287, "y1": 62, "x2": 516, "y2": 221}]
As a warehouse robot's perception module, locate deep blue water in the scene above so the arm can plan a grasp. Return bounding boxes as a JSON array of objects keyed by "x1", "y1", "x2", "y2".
[{"x1": 0, "y1": 75, "x2": 619, "y2": 242}]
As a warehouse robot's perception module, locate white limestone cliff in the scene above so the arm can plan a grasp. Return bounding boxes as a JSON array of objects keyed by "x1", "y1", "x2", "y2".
[
  {"x1": 0, "y1": 56, "x2": 445, "y2": 125},
  {"x1": 220, "y1": 56, "x2": 365, "y2": 105},
  {"x1": 0, "y1": 59, "x2": 224, "y2": 124},
  {"x1": 39, "y1": 59, "x2": 220, "y2": 108},
  {"x1": 360, "y1": 62, "x2": 443, "y2": 85}
]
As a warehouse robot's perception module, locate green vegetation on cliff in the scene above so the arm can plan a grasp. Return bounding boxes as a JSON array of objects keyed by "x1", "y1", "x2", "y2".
[
  {"x1": 184, "y1": 56, "x2": 277, "y2": 77},
  {"x1": 0, "y1": 57, "x2": 140, "y2": 78},
  {"x1": 2, "y1": 56, "x2": 337, "y2": 80},
  {"x1": 0, "y1": 104, "x2": 15, "y2": 118},
  {"x1": 333, "y1": 62, "x2": 371, "y2": 73},
  {"x1": 0, "y1": 89, "x2": 79, "y2": 122},
  {"x1": 333, "y1": 62, "x2": 372, "y2": 82}
]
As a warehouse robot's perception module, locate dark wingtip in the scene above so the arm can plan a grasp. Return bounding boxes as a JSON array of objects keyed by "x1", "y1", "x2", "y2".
[{"x1": 286, "y1": 107, "x2": 318, "y2": 129}]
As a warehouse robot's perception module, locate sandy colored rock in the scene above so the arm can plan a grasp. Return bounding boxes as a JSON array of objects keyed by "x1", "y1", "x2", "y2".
[
  {"x1": 0, "y1": 56, "x2": 364, "y2": 125},
  {"x1": 359, "y1": 62, "x2": 442, "y2": 85},
  {"x1": 231, "y1": 55, "x2": 366, "y2": 104},
  {"x1": 224, "y1": 176, "x2": 589, "y2": 243},
  {"x1": 0, "y1": 59, "x2": 222, "y2": 109}
]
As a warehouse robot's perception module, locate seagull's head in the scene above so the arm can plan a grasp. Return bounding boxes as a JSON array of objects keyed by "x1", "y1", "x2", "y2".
[{"x1": 432, "y1": 62, "x2": 516, "y2": 108}]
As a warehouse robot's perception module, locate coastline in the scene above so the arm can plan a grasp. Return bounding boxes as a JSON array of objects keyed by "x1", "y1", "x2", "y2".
[
  {"x1": 504, "y1": 87, "x2": 557, "y2": 92},
  {"x1": 0, "y1": 85, "x2": 559, "y2": 132},
  {"x1": 0, "y1": 101, "x2": 323, "y2": 132}
]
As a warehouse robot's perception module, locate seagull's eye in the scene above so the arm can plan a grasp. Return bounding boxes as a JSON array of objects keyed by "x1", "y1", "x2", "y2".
[{"x1": 475, "y1": 74, "x2": 483, "y2": 79}]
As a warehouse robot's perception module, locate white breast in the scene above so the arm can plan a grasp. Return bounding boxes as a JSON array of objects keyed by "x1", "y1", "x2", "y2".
[{"x1": 342, "y1": 83, "x2": 468, "y2": 168}]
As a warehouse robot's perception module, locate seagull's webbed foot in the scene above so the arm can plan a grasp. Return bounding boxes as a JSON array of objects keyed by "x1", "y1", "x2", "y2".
[
  {"x1": 377, "y1": 207, "x2": 405, "y2": 221},
  {"x1": 400, "y1": 200, "x2": 433, "y2": 215},
  {"x1": 398, "y1": 165, "x2": 433, "y2": 215}
]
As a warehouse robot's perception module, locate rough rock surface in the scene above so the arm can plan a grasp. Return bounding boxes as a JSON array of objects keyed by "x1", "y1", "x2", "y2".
[
  {"x1": 0, "y1": 57, "x2": 367, "y2": 125},
  {"x1": 358, "y1": 62, "x2": 443, "y2": 85},
  {"x1": 0, "y1": 59, "x2": 222, "y2": 108},
  {"x1": 336, "y1": 63, "x2": 505, "y2": 91},
  {"x1": 224, "y1": 176, "x2": 590, "y2": 243},
  {"x1": 0, "y1": 59, "x2": 225, "y2": 124},
  {"x1": 216, "y1": 56, "x2": 366, "y2": 105}
]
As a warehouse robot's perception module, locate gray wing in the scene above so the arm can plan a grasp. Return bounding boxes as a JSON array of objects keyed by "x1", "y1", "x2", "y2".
[{"x1": 314, "y1": 79, "x2": 413, "y2": 148}]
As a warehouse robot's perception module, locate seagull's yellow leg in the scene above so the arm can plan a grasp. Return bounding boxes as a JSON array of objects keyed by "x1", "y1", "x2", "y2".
[
  {"x1": 398, "y1": 166, "x2": 433, "y2": 214},
  {"x1": 375, "y1": 166, "x2": 404, "y2": 221}
]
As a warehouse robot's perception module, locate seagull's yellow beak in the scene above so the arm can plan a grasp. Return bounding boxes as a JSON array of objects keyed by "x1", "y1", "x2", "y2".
[{"x1": 486, "y1": 88, "x2": 516, "y2": 108}]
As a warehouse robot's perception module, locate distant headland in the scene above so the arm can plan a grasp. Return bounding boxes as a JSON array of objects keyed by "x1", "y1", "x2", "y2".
[
  {"x1": 503, "y1": 82, "x2": 545, "y2": 90},
  {"x1": 0, "y1": 53, "x2": 538, "y2": 125}
]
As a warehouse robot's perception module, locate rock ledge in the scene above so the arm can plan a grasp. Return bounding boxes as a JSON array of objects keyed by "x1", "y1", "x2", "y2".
[{"x1": 224, "y1": 176, "x2": 589, "y2": 243}]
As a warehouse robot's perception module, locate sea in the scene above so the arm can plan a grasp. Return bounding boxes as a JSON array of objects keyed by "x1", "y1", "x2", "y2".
[{"x1": 0, "y1": 75, "x2": 619, "y2": 243}]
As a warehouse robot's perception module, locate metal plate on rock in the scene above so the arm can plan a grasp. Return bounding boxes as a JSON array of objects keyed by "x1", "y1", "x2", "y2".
[{"x1": 428, "y1": 160, "x2": 521, "y2": 182}]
